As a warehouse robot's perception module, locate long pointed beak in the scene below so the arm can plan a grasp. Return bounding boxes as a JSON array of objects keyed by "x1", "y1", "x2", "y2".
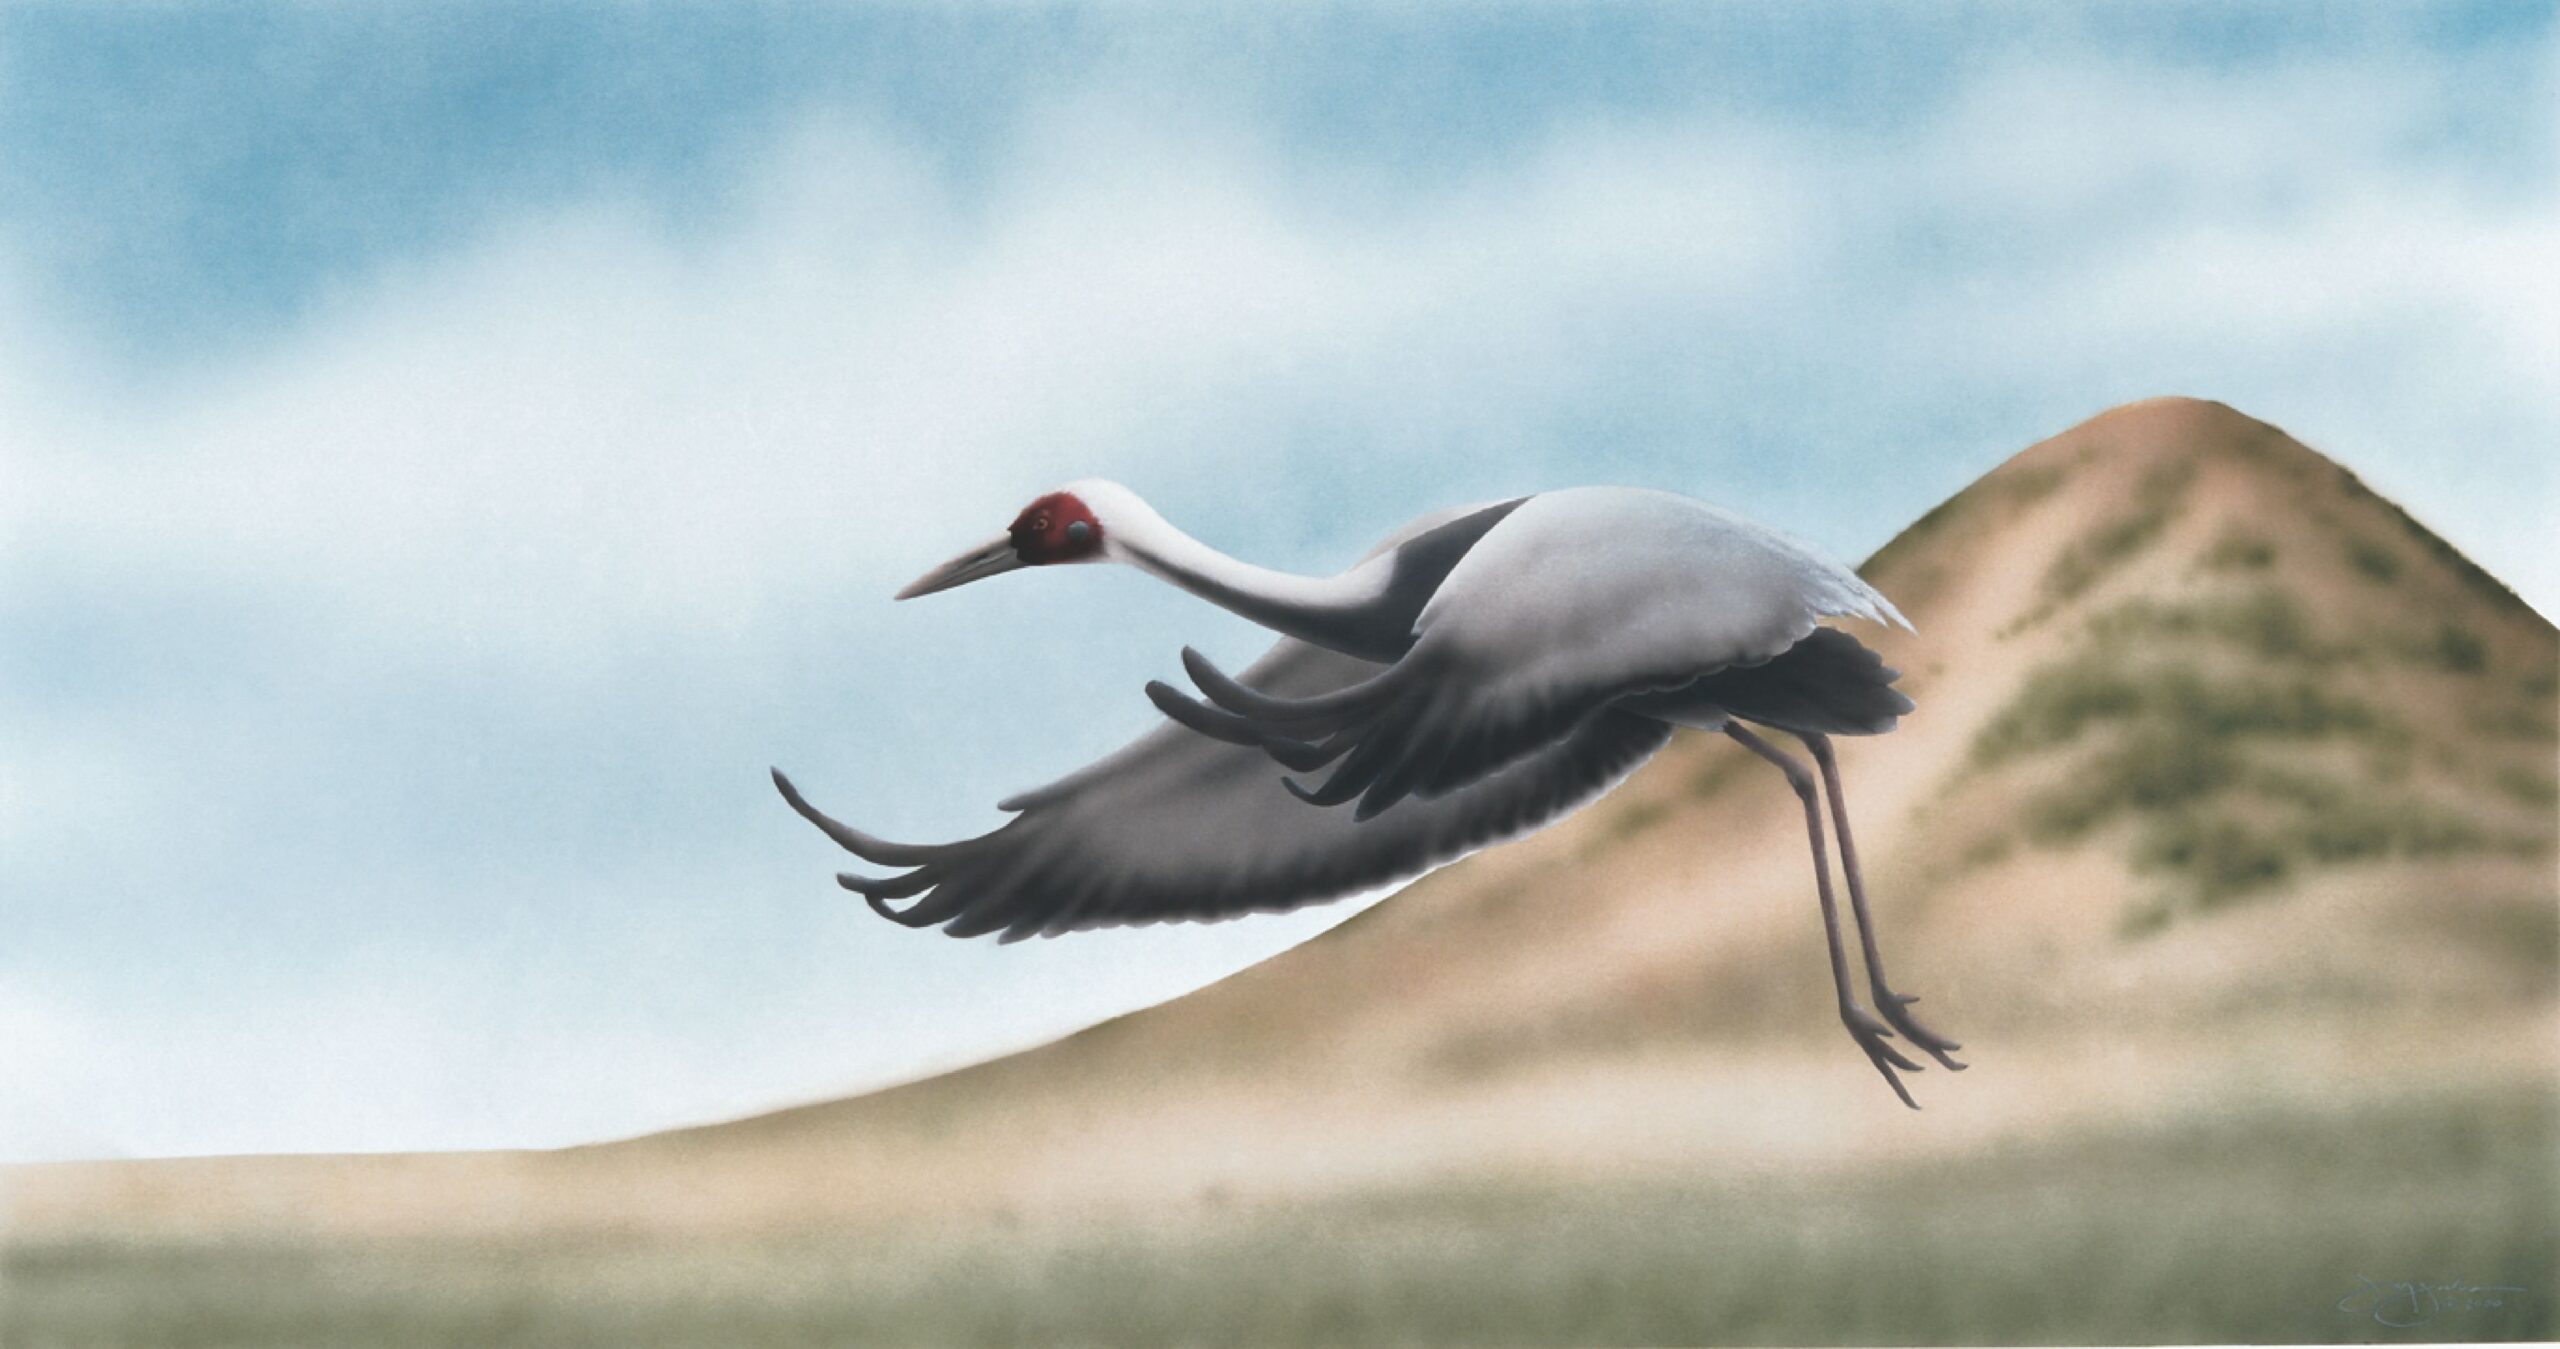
[{"x1": 895, "y1": 534, "x2": 1026, "y2": 600}]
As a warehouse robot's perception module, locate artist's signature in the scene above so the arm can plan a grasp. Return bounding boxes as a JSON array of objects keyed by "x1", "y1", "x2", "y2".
[{"x1": 2337, "y1": 1275, "x2": 2528, "y2": 1329}]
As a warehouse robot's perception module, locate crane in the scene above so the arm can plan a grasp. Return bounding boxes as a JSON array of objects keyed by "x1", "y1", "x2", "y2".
[{"x1": 774, "y1": 479, "x2": 1966, "y2": 1107}]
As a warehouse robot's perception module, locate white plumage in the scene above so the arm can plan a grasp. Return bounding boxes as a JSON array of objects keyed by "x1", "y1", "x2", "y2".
[{"x1": 777, "y1": 480, "x2": 1966, "y2": 1107}]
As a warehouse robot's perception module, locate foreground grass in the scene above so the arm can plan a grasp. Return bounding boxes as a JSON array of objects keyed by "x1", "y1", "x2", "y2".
[{"x1": 7, "y1": 1086, "x2": 2551, "y2": 1348}]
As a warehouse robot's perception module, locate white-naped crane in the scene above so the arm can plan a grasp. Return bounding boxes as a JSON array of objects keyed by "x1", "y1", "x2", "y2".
[{"x1": 774, "y1": 480, "x2": 1966, "y2": 1106}]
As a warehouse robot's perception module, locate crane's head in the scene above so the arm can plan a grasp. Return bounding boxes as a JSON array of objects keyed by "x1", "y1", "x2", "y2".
[{"x1": 895, "y1": 486, "x2": 1112, "y2": 600}]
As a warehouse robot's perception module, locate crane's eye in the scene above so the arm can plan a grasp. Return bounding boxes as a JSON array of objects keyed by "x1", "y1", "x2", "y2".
[
  {"x1": 1066, "y1": 520, "x2": 1092, "y2": 545},
  {"x1": 1030, "y1": 515, "x2": 1050, "y2": 533}
]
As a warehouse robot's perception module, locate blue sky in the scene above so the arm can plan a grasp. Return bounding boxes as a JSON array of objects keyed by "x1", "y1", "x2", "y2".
[{"x1": 2, "y1": 4, "x2": 2553, "y2": 1161}]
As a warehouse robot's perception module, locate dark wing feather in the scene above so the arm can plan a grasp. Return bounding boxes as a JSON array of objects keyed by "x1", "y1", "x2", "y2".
[
  {"x1": 776, "y1": 635, "x2": 1670, "y2": 942},
  {"x1": 1658, "y1": 626, "x2": 1915, "y2": 736}
]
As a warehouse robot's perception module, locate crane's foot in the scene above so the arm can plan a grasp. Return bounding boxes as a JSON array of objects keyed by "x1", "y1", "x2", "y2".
[
  {"x1": 1872, "y1": 987, "x2": 1966, "y2": 1072},
  {"x1": 1840, "y1": 1003, "x2": 1924, "y2": 1110}
]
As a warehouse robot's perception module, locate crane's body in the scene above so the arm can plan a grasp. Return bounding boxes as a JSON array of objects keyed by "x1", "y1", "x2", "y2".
[{"x1": 777, "y1": 480, "x2": 1967, "y2": 1106}]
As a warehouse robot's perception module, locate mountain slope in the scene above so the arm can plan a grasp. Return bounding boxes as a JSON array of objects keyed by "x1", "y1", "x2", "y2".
[{"x1": 9, "y1": 398, "x2": 2554, "y2": 1243}]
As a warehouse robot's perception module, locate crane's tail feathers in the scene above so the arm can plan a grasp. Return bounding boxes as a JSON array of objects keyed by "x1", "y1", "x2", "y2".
[
  {"x1": 1833, "y1": 572, "x2": 1914, "y2": 634},
  {"x1": 771, "y1": 767, "x2": 954, "y2": 866},
  {"x1": 1144, "y1": 681, "x2": 1342, "y2": 773},
  {"x1": 1180, "y1": 647, "x2": 1409, "y2": 731}
]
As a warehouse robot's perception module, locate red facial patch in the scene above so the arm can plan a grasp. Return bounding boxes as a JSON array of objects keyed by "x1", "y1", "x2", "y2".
[{"x1": 1009, "y1": 492, "x2": 1104, "y2": 564}]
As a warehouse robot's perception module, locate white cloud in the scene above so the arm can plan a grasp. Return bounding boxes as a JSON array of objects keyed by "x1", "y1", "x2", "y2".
[
  {"x1": 1850, "y1": 60, "x2": 2560, "y2": 605},
  {"x1": 0, "y1": 981, "x2": 117, "y2": 1162},
  {"x1": 15, "y1": 53, "x2": 2547, "y2": 675},
  {"x1": 1925, "y1": 58, "x2": 2447, "y2": 221},
  {"x1": 5, "y1": 107, "x2": 1814, "y2": 683}
]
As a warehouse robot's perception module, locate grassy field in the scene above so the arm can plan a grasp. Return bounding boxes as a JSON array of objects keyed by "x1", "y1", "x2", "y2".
[{"x1": 9, "y1": 1085, "x2": 2549, "y2": 1348}]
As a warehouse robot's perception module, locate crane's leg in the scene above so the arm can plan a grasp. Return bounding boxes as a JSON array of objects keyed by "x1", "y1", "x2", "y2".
[
  {"x1": 1799, "y1": 733, "x2": 1966, "y2": 1072},
  {"x1": 1724, "y1": 724, "x2": 1923, "y2": 1108}
]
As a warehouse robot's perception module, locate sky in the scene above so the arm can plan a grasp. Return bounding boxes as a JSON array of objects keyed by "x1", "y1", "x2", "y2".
[{"x1": 1, "y1": 3, "x2": 2554, "y2": 1162}]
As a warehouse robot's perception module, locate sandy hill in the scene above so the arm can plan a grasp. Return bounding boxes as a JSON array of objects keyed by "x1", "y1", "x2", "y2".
[{"x1": 9, "y1": 398, "x2": 2555, "y2": 1251}]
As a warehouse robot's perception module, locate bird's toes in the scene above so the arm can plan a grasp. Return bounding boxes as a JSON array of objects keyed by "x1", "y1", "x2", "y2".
[
  {"x1": 1873, "y1": 993, "x2": 1966, "y2": 1071},
  {"x1": 1841, "y1": 1004, "x2": 1896, "y2": 1040},
  {"x1": 1842, "y1": 1007, "x2": 1923, "y2": 1076},
  {"x1": 1843, "y1": 1007, "x2": 1925, "y2": 1106},
  {"x1": 1858, "y1": 1045, "x2": 1921, "y2": 1110}
]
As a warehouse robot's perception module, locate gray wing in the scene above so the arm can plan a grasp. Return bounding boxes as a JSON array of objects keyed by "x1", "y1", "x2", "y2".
[
  {"x1": 774, "y1": 635, "x2": 1670, "y2": 941},
  {"x1": 1166, "y1": 487, "x2": 1910, "y2": 821}
]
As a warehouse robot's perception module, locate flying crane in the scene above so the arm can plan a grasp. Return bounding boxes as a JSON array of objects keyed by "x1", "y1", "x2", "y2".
[{"x1": 775, "y1": 480, "x2": 1966, "y2": 1106}]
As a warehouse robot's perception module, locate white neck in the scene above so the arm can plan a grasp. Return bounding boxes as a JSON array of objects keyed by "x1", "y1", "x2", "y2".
[{"x1": 1075, "y1": 481, "x2": 1401, "y2": 661}]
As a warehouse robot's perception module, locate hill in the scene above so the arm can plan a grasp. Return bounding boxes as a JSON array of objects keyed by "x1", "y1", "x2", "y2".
[{"x1": 6, "y1": 399, "x2": 2552, "y2": 1344}]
